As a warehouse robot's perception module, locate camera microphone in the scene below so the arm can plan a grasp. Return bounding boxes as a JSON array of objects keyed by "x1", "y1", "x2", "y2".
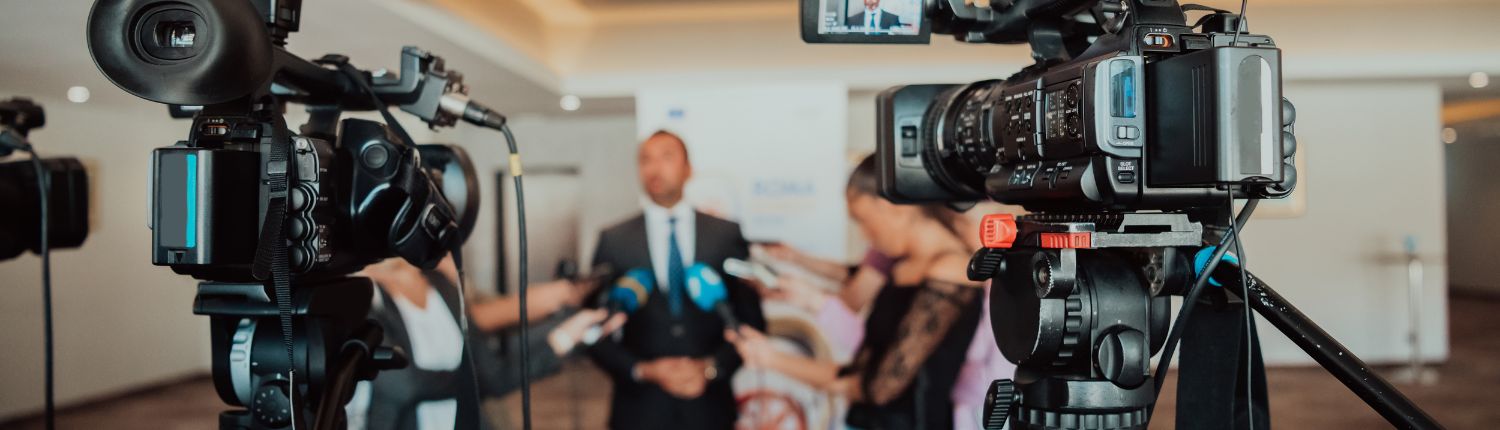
[
  {"x1": 439, "y1": 93, "x2": 508, "y2": 131},
  {"x1": 686, "y1": 263, "x2": 740, "y2": 330}
]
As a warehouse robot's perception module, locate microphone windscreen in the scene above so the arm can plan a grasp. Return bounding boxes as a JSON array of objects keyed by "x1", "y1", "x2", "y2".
[
  {"x1": 609, "y1": 267, "x2": 654, "y2": 313},
  {"x1": 685, "y1": 263, "x2": 729, "y2": 312}
]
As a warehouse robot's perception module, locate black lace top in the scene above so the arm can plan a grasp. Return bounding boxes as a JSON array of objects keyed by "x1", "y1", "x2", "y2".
[{"x1": 843, "y1": 278, "x2": 983, "y2": 430}]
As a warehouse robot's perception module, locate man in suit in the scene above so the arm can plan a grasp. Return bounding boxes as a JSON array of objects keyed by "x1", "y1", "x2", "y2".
[
  {"x1": 846, "y1": 0, "x2": 901, "y2": 30},
  {"x1": 588, "y1": 130, "x2": 766, "y2": 430}
]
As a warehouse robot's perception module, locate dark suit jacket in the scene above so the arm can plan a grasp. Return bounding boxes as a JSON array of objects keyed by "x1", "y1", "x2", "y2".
[
  {"x1": 587, "y1": 212, "x2": 766, "y2": 430},
  {"x1": 847, "y1": 10, "x2": 902, "y2": 30}
]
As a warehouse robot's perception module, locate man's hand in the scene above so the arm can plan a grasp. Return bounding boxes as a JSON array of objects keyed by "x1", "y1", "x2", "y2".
[{"x1": 636, "y1": 357, "x2": 709, "y2": 399}]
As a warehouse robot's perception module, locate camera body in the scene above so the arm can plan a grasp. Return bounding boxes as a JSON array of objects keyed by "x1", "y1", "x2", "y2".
[
  {"x1": 149, "y1": 111, "x2": 474, "y2": 282},
  {"x1": 86, "y1": 0, "x2": 481, "y2": 282},
  {"x1": 877, "y1": 22, "x2": 1293, "y2": 213}
]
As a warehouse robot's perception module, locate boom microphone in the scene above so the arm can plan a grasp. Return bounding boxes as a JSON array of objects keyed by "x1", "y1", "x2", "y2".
[{"x1": 686, "y1": 263, "x2": 740, "y2": 330}]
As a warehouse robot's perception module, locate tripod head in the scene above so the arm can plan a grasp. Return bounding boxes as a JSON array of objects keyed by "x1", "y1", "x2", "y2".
[{"x1": 968, "y1": 213, "x2": 1196, "y2": 429}]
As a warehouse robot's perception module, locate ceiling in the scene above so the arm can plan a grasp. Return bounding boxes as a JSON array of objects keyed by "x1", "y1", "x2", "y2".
[
  {"x1": 0, "y1": 0, "x2": 608, "y2": 116},
  {"x1": 5, "y1": 0, "x2": 1498, "y2": 119},
  {"x1": 577, "y1": 0, "x2": 780, "y2": 6}
]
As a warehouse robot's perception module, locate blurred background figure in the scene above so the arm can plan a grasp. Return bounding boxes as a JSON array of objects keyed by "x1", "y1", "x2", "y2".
[
  {"x1": 586, "y1": 130, "x2": 766, "y2": 429},
  {"x1": 727, "y1": 155, "x2": 984, "y2": 429},
  {"x1": 349, "y1": 256, "x2": 625, "y2": 430},
  {"x1": 751, "y1": 157, "x2": 1017, "y2": 429}
]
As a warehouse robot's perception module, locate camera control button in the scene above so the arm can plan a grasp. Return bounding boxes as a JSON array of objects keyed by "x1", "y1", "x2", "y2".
[{"x1": 290, "y1": 188, "x2": 310, "y2": 211}]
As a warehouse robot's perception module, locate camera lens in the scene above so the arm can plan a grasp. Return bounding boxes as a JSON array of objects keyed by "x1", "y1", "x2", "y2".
[
  {"x1": 920, "y1": 82, "x2": 1004, "y2": 198},
  {"x1": 159, "y1": 21, "x2": 196, "y2": 48}
]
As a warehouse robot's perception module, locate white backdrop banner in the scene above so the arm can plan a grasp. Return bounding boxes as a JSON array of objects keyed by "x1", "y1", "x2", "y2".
[{"x1": 636, "y1": 82, "x2": 850, "y2": 260}]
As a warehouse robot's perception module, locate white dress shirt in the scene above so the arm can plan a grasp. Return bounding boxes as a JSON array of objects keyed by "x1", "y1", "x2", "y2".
[
  {"x1": 865, "y1": 8, "x2": 882, "y2": 29},
  {"x1": 642, "y1": 198, "x2": 696, "y2": 291}
]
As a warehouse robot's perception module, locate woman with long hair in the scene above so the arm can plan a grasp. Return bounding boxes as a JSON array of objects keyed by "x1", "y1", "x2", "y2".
[{"x1": 727, "y1": 155, "x2": 984, "y2": 429}]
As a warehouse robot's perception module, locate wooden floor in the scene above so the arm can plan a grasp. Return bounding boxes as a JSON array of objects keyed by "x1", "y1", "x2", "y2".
[{"x1": 5, "y1": 295, "x2": 1497, "y2": 430}]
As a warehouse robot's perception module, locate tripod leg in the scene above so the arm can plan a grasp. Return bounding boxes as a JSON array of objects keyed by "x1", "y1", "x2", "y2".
[{"x1": 1222, "y1": 269, "x2": 1441, "y2": 430}]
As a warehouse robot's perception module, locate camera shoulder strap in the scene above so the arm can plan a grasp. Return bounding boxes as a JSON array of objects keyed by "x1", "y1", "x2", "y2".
[{"x1": 250, "y1": 112, "x2": 304, "y2": 428}]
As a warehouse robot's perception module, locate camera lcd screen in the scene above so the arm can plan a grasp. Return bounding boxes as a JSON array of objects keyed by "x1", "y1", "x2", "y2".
[{"x1": 801, "y1": 0, "x2": 930, "y2": 44}]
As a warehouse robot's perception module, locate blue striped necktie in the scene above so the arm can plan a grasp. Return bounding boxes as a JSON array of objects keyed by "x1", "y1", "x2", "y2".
[{"x1": 667, "y1": 216, "x2": 686, "y2": 318}]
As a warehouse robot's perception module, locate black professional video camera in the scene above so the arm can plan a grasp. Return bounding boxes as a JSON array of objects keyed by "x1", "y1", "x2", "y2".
[
  {"x1": 802, "y1": 1, "x2": 1439, "y2": 430},
  {"x1": 808, "y1": 1, "x2": 1296, "y2": 211},
  {"x1": 0, "y1": 98, "x2": 90, "y2": 262},
  {"x1": 86, "y1": 0, "x2": 509, "y2": 428}
]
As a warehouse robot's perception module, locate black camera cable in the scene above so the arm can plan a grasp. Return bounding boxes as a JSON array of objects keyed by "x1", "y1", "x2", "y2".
[
  {"x1": 3, "y1": 129, "x2": 55, "y2": 430},
  {"x1": 33, "y1": 150, "x2": 53, "y2": 430},
  {"x1": 1230, "y1": 0, "x2": 1250, "y2": 46},
  {"x1": 498, "y1": 123, "x2": 535, "y2": 430},
  {"x1": 1227, "y1": 194, "x2": 1259, "y2": 430},
  {"x1": 1146, "y1": 197, "x2": 1259, "y2": 419}
]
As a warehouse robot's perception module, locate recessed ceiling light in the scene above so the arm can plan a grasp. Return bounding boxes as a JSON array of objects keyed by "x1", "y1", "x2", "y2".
[
  {"x1": 560, "y1": 95, "x2": 581, "y2": 112},
  {"x1": 1469, "y1": 72, "x2": 1489, "y2": 89},
  {"x1": 1441, "y1": 127, "x2": 1458, "y2": 144},
  {"x1": 67, "y1": 86, "x2": 90, "y2": 103}
]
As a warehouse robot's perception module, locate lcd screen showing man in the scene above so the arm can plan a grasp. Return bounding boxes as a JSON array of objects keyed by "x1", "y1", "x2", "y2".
[{"x1": 818, "y1": 0, "x2": 921, "y2": 35}]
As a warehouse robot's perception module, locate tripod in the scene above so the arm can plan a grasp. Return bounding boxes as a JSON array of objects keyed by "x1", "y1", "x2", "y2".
[
  {"x1": 195, "y1": 277, "x2": 406, "y2": 430},
  {"x1": 970, "y1": 213, "x2": 1441, "y2": 430}
]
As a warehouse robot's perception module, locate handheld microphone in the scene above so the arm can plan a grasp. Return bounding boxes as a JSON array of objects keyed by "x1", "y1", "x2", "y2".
[
  {"x1": 583, "y1": 267, "x2": 653, "y2": 345},
  {"x1": 686, "y1": 263, "x2": 740, "y2": 330}
]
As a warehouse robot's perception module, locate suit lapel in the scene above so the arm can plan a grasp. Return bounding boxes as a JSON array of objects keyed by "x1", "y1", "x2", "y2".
[
  {"x1": 693, "y1": 211, "x2": 713, "y2": 266},
  {"x1": 626, "y1": 214, "x2": 652, "y2": 270}
]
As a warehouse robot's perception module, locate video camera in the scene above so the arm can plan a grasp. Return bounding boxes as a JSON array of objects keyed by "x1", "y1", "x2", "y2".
[
  {"x1": 86, "y1": 0, "x2": 510, "y2": 428},
  {"x1": 0, "y1": 98, "x2": 90, "y2": 262},
  {"x1": 806, "y1": 0, "x2": 1295, "y2": 212},
  {"x1": 795, "y1": 2, "x2": 1449, "y2": 430}
]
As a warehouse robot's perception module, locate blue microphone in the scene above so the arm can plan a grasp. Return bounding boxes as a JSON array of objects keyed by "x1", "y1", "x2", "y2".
[
  {"x1": 607, "y1": 267, "x2": 654, "y2": 314},
  {"x1": 583, "y1": 267, "x2": 653, "y2": 345},
  {"x1": 686, "y1": 263, "x2": 740, "y2": 329}
]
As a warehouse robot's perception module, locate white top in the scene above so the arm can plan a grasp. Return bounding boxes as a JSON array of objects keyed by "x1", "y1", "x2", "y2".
[
  {"x1": 345, "y1": 288, "x2": 464, "y2": 430},
  {"x1": 865, "y1": 8, "x2": 883, "y2": 28},
  {"x1": 642, "y1": 197, "x2": 696, "y2": 291}
]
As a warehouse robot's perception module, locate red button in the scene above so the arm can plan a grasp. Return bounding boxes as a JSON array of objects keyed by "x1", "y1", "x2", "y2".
[
  {"x1": 980, "y1": 214, "x2": 1018, "y2": 249},
  {"x1": 1040, "y1": 232, "x2": 1091, "y2": 249}
]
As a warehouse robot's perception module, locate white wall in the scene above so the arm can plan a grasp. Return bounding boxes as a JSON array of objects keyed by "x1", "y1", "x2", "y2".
[
  {"x1": 446, "y1": 114, "x2": 641, "y2": 293},
  {"x1": 1245, "y1": 81, "x2": 1448, "y2": 364},
  {"x1": 0, "y1": 94, "x2": 209, "y2": 419}
]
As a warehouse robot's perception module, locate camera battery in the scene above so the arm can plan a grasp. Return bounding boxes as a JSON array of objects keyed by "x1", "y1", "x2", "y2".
[{"x1": 1147, "y1": 45, "x2": 1283, "y2": 187}]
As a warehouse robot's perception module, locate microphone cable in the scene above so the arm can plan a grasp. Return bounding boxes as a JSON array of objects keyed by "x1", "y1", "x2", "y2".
[
  {"x1": 498, "y1": 123, "x2": 535, "y2": 430},
  {"x1": 4, "y1": 131, "x2": 57, "y2": 430}
]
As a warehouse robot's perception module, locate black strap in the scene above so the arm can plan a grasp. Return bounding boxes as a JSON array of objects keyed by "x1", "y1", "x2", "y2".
[
  {"x1": 249, "y1": 113, "x2": 302, "y2": 427},
  {"x1": 1176, "y1": 299, "x2": 1270, "y2": 430}
]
